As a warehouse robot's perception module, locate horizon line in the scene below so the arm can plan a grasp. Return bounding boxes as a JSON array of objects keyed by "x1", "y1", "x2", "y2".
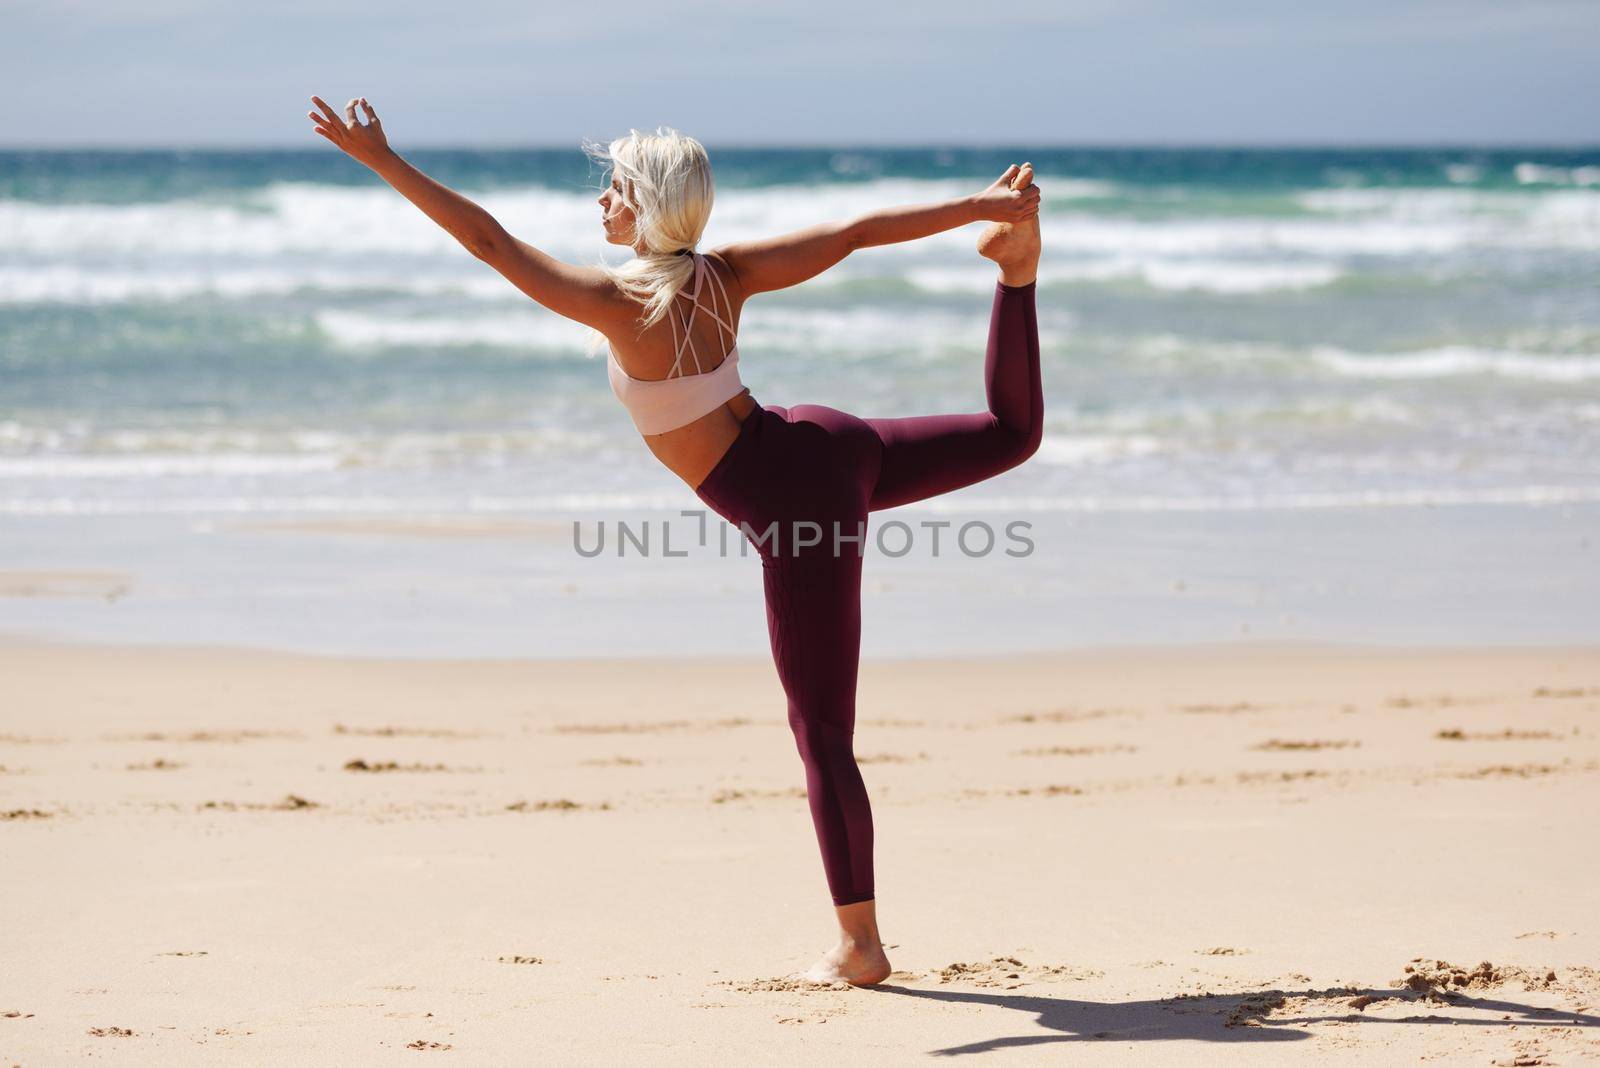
[{"x1": 1, "y1": 140, "x2": 1598, "y2": 154}]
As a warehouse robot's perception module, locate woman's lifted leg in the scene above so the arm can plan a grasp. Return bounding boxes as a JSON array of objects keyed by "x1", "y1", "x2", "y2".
[{"x1": 866, "y1": 164, "x2": 1043, "y2": 512}]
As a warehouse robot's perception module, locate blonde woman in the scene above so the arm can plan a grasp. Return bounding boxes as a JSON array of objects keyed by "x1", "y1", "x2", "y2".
[{"x1": 308, "y1": 95, "x2": 1043, "y2": 986}]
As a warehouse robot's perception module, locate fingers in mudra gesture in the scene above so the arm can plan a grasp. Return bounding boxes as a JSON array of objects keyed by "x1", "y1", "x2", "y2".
[
  {"x1": 307, "y1": 95, "x2": 390, "y2": 168},
  {"x1": 974, "y1": 162, "x2": 1041, "y2": 223}
]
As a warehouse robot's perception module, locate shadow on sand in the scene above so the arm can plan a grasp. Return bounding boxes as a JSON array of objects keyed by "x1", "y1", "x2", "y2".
[{"x1": 873, "y1": 983, "x2": 1600, "y2": 1057}]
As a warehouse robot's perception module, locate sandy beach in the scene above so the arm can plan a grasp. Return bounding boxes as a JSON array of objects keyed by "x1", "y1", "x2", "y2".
[{"x1": 3, "y1": 638, "x2": 1597, "y2": 1064}]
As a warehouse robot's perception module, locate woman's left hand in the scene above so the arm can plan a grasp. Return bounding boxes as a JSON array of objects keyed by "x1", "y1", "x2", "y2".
[
  {"x1": 308, "y1": 95, "x2": 392, "y2": 170},
  {"x1": 971, "y1": 164, "x2": 1041, "y2": 223}
]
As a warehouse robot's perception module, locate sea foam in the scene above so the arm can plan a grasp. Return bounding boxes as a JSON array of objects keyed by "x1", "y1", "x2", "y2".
[{"x1": 1311, "y1": 345, "x2": 1600, "y2": 383}]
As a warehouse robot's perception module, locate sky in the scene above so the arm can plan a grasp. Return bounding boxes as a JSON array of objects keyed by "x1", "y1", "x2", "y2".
[{"x1": 2, "y1": 0, "x2": 1597, "y2": 147}]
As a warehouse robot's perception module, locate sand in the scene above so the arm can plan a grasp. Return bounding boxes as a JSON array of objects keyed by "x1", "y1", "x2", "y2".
[{"x1": 2, "y1": 639, "x2": 1598, "y2": 1064}]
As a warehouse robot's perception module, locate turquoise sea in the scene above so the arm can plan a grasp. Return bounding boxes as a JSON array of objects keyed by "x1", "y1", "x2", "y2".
[{"x1": 2, "y1": 147, "x2": 1597, "y2": 655}]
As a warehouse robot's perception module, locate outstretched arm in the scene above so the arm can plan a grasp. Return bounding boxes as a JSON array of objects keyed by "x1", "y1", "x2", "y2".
[
  {"x1": 713, "y1": 164, "x2": 1041, "y2": 296},
  {"x1": 307, "y1": 95, "x2": 622, "y2": 330}
]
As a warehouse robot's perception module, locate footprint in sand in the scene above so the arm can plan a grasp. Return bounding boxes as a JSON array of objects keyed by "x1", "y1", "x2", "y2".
[
  {"x1": 1235, "y1": 769, "x2": 1331, "y2": 784},
  {"x1": 343, "y1": 759, "x2": 468, "y2": 773},
  {"x1": 1435, "y1": 728, "x2": 1561, "y2": 741},
  {"x1": 505, "y1": 799, "x2": 611, "y2": 813},
  {"x1": 198, "y1": 795, "x2": 317, "y2": 812},
  {"x1": 3, "y1": 808, "x2": 53, "y2": 820},
  {"x1": 927, "y1": 956, "x2": 1104, "y2": 988},
  {"x1": 1455, "y1": 762, "x2": 1574, "y2": 780}
]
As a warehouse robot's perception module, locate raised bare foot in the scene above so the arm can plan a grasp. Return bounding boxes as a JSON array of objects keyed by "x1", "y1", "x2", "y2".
[
  {"x1": 977, "y1": 162, "x2": 1041, "y2": 287},
  {"x1": 801, "y1": 937, "x2": 892, "y2": 987}
]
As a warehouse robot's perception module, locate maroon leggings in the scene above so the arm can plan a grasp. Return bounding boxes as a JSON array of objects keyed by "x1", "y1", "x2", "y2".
[{"x1": 692, "y1": 280, "x2": 1042, "y2": 905}]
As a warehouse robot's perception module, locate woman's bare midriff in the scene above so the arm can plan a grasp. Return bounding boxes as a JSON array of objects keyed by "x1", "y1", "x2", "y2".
[{"x1": 641, "y1": 389, "x2": 760, "y2": 491}]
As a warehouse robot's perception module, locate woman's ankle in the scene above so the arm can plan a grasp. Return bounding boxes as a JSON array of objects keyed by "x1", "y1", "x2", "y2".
[{"x1": 833, "y1": 898, "x2": 882, "y2": 947}]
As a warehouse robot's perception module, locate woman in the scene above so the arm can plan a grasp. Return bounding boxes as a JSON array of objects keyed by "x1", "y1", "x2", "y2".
[{"x1": 307, "y1": 96, "x2": 1043, "y2": 986}]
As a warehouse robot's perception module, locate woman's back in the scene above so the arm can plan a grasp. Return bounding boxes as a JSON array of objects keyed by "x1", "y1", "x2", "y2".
[
  {"x1": 607, "y1": 251, "x2": 739, "y2": 381},
  {"x1": 605, "y1": 251, "x2": 758, "y2": 487}
]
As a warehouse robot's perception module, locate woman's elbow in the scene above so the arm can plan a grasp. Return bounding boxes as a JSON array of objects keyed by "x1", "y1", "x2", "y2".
[
  {"x1": 461, "y1": 231, "x2": 499, "y2": 262},
  {"x1": 459, "y1": 223, "x2": 509, "y2": 263},
  {"x1": 1000, "y1": 414, "x2": 1044, "y2": 466},
  {"x1": 1021, "y1": 420, "x2": 1043, "y2": 462},
  {"x1": 839, "y1": 219, "x2": 867, "y2": 254}
]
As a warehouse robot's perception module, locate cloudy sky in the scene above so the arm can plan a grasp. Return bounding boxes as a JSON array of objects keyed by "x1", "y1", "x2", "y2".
[{"x1": 3, "y1": 0, "x2": 1596, "y2": 147}]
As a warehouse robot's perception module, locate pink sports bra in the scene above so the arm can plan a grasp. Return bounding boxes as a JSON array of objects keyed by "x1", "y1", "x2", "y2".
[{"x1": 607, "y1": 251, "x2": 748, "y2": 435}]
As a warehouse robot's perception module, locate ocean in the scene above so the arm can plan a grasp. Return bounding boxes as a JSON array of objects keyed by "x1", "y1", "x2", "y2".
[{"x1": 2, "y1": 146, "x2": 1597, "y2": 656}]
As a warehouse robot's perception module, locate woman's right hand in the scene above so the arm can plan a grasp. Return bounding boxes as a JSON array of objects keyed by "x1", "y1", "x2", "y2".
[
  {"x1": 308, "y1": 95, "x2": 392, "y2": 170},
  {"x1": 972, "y1": 164, "x2": 1041, "y2": 223}
]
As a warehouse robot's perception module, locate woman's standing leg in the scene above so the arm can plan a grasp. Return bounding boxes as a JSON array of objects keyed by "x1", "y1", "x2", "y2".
[
  {"x1": 762, "y1": 547, "x2": 874, "y2": 907},
  {"x1": 762, "y1": 542, "x2": 893, "y2": 985},
  {"x1": 728, "y1": 403, "x2": 892, "y2": 984}
]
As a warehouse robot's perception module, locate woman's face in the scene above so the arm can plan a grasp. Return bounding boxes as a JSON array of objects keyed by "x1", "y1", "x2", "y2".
[{"x1": 597, "y1": 172, "x2": 637, "y2": 246}]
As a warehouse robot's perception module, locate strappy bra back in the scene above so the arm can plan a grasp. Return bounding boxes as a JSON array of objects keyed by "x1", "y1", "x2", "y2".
[{"x1": 607, "y1": 251, "x2": 748, "y2": 435}]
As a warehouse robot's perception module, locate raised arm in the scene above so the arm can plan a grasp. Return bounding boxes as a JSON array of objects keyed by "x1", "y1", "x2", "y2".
[
  {"x1": 712, "y1": 164, "x2": 1041, "y2": 297},
  {"x1": 307, "y1": 95, "x2": 624, "y2": 331}
]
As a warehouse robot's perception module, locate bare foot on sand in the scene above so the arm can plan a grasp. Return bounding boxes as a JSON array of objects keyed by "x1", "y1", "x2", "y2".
[
  {"x1": 801, "y1": 937, "x2": 892, "y2": 987},
  {"x1": 977, "y1": 162, "x2": 1041, "y2": 286}
]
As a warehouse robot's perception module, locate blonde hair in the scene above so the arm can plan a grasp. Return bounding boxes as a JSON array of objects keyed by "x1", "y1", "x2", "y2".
[{"x1": 583, "y1": 127, "x2": 714, "y2": 352}]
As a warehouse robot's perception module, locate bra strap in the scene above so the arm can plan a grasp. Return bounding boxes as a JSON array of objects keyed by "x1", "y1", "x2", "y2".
[
  {"x1": 699, "y1": 254, "x2": 737, "y2": 355},
  {"x1": 667, "y1": 253, "x2": 706, "y2": 378}
]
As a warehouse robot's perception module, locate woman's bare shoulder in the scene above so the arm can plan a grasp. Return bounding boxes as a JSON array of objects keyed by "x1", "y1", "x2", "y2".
[{"x1": 702, "y1": 247, "x2": 748, "y2": 308}]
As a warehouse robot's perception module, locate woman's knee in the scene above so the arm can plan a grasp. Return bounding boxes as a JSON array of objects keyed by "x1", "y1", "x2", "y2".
[
  {"x1": 1018, "y1": 414, "x2": 1043, "y2": 463},
  {"x1": 787, "y1": 708, "x2": 855, "y2": 763},
  {"x1": 992, "y1": 413, "x2": 1043, "y2": 467}
]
